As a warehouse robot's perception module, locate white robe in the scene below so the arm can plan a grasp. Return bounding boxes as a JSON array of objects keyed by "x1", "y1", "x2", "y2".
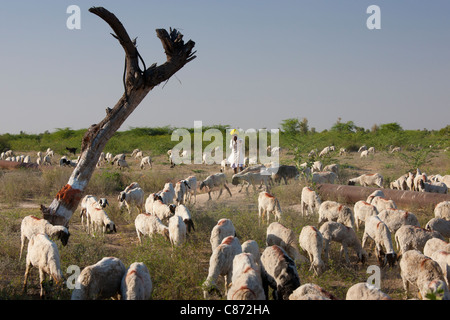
[{"x1": 228, "y1": 137, "x2": 244, "y2": 168}]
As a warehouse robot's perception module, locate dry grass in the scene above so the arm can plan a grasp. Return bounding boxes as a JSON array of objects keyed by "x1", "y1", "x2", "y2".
[{"x1": 0, "y1": 148, "x2": 448, "y2": 300}]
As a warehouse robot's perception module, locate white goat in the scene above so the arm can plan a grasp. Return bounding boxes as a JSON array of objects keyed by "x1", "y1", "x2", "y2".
[
  {"x1": 395, "y1": 225, "x2": 445, "y2": 256},
  {"x1": 139, "y1": 156, "x2": 152, "y2": 169},
  {"x1": 152, "y1": 199, "x2": 176, "y2": 222},
  {"x1": 260, "y1": 245, "x2": 301, "y2": 300},
  {"x1": 241, "y1": 240, "x2": 261, "y2": 267},
  {"x1": 435, "y1": 201, "x2": 450, "y2": 220},
  {"x1": 168, "y1": 215, "x2": 187, "y2": 247},
  {"x1": 199, "y1": 173, "x2": 232, "y2": 200},
  {"x1": 87, "y1": 204, "x2": 117, "y2": 235},
  {"x1": 348, "y1": 173, "x2": 383, "y2": 188},
  {"x1": 210, "y1": 218, "x2": 236, "y2": 252},
  {"x1": 258, "y1": 192, "x2": 282, "y2": 225},
  {"x1": 431, "y1": 250, "x2": 450, "y2": 287},
  {"x1": 426, "y1": 218, "x2": 450, "y2": 239},
  {"x1": 300, "y1": 186, "x2": 321, "y2": 217},
  {"x1": 71, "y1": 257, "x2": 126, "y2": 300},
  {"x1": 346, "y1": 283, "x2": 392, "y2": 300},
  {"x1": 184, "y1": 175, "x2": 197, "y2": 204},
  {"x1": 319, "y1": 221, "x2": 368, "y2": 265},
  {"x1": 298, "y1": 226, "x2": 325, "y2": 276},
  {"x1": 23, "y1": 233, "x2": 63, "y2": 298},
  {"x1": 231, "y1": 171, "x2": 271, "y2": 194},
  {"x1": 424, "y1": 238, "x2": 450, "y2": 258},
  {"x1": 371, "y1": 196, "x2": 397, "y2": 213},
  {"x1": 121, "y1": 262, "x2": 153, "y2": 300},
  {"x1": 118, "y1": 183, "x2": 144, "y2": 215},
  {"x1": 202, "y1": 236, "x2": 242, "y2": 299},
  {"x1": 174, "y1": 179, "x2": 190, "y2": 205},
  {"x1": 158, "y1": 182, "x2": 176, "y2": 205},
  {"x1": 366, "y1": 190, "x2": 385, "y2": 204},
  {"x1": 227, "y1": 253, "x2": 265, "y2": 300},
  {"x1": 362, "y1": 216, "x2": 397, "y2": 267},
  {"x1": 175, "y1": 204, "x2": 195, "y2": 233},
  {"x1": 399, "y1": 249, "x2": 449, "y2": 300},
  {"x1": 378, "y1": 208, "x2": 420, "y2": 233},
  {"x1": 318, "y1": 200, "x2": 355, "y2": 229},
  {"x1": 134, "y1": 213, "x2": 170, "y2": 244},
  {"x1": 20, "y1": 215, "x2": 70, "y2": 260},
  {"x1": 266, "y1": 222, "x2": 307, "y2": 266},
  {"x1": 353, "y1": 200, "x2": 378, "y2": 231}
]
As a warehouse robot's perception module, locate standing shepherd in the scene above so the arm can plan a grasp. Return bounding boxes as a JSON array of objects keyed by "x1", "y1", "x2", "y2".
[{"x1": 228, "y1": 129, "x2": 244, "y2": 174}]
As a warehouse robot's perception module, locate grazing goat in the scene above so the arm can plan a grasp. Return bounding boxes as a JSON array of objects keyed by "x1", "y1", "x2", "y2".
[
  {"x1": 362, "y1": 216, "x2": 397, "y2": 267},
  {"x1": 121, "y1": 262, "x2": 153, "y2": 300},
  {"x1": 366, "y1": 190, "x2": 385, "y2": 204},
  {"x1": 152, "y1": 199, "x2": 176, "y2": 222},
  {"x1": 319, "y1": 221, "x2": 368, "y2": 265},
  {"x1": 435, "y1": 201, "x2": 450, "y2": 220},
  {"x1": 118, "y1": 183, "x2": 144, "y2": 215},
  {"x1": 426, "y1": 218, "x2": 450, "y2": 239},
  {"x1": 258, "y1": 192, "x2": 282, "y2": 225},
  {"x1": 260, "y1": 245, "x2": 301, "y2": 300},
  {"x1": 299, "y1": 226, "x2": 325, "y2": 276},
  {"x1": 353, "y1": 200, "x2": 378, "y2": 231},
  {"x1": 266, "y1": 222, "x2": 307, "y2": 266},
  {"x1": 378, "y1": 208, "x2": 420, "y2": 233},
  {"x1": 371, "y1": 196, "x2": 397, "y2": 213},
  {"x1": 395, "y1": 225, "x2": 445, "y2": 256},
  {"x1": 424, "y1": 238, "x2": 450, "y2": 258},
  {"x1": 346, "y1": 283, "x2": 391, "y2": 300},
  {"x1": 20, "y1": 215, "x2": 70, "y2": 260},
  {"x1": 242, "y1": 240, "x2": 261, "y2": 267},
  {"x1": 71, "y1": 257, "x2": 126, "y2": 300},
  {"x1": 139, "y1": 156, "x2": 152, "y2": 169},
  {"x1": 174, "y1": 180, "x2": 190, "y2": 205},
  {"x1": 199, "y1": 173, "x2": 232, "y2": 200},
  {"x1": 431, "y1": 250, "x2": 450, "y2": 287},
  {"x1": 231, "y1": 171, "x2": 271, "y2": 194},
  {"x1": 202, "y1": 236, "x2": 242, "y2": 299},
  {"x1": 158, "y1": 182, "x2": 176, "y2": 205},
  {"x1": 169, "y1": 215, "x2": 187, "y2": 247},
  {"x1": 134, "y1": 213, "x2": 170, "y2": 244},
  {"x1": 300, "y1": 186, "x2": 321, "y2": 217},
  {"x1": 227, "y1": 253, "x2": 265, "y2": 300},
  {"x1": 348, "y1": 173, "x2": 383, "y2": 188},
  {"x1": 399, "y1": 249, "x2": 449, "y2": 300},
  {"x1": 184, "y1": 175, "x2": 197, "y2": 204},
  {"x1": 210, "y1": 218, "x2": 236, "y2": 252},
  {"x1": 23, "y1": 233, "x2": 63, "y2": 298},
  {"x1": 175, "y1": 204, "x2": 195, "y2": 233},
  {"x1": 87, "y1": 203, "x2": 117, "y2": 235},
  {"x1": 318, "y1": 200, "x2": 355, "y2": 229}
]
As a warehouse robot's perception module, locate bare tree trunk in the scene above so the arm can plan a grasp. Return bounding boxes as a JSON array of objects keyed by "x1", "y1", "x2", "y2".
[{"x1": 41, "y1": 7, "x2": 196, "y2": 226}]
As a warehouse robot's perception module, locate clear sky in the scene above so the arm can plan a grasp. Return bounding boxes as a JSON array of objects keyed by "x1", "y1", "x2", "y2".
[{"x1": 0, "y1": 1, "x2": 449, "y2": 134}]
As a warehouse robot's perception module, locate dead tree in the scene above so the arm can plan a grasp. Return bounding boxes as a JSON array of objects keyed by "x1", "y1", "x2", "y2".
[{"x1": 40, "y1": 7, "x2": 196, "y2": 226}]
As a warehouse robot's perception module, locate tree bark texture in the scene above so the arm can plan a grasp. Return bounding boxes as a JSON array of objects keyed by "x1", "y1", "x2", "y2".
[{"x1": 41, "y1": 7, "x2": 196, "y2": 226}]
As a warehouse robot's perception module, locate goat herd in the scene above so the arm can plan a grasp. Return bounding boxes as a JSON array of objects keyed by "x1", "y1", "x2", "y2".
[{"x1": 9, "y1": 146, "x2": 450, "y2": 301}]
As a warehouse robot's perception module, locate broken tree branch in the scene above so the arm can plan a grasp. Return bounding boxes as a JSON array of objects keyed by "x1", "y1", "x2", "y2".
[{"x1": 41, "y1": 7, "x2": 195, "y2": 226}]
